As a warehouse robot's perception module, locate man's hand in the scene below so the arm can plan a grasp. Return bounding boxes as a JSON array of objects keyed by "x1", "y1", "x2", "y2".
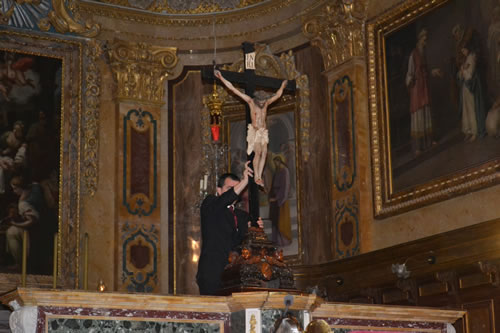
[
  {"x1": 241, "y1": 161, "x2": 253, "y2": 183},
  {"x1": 247, "y1": 217, "x2": 264, "y2": 228},
  {"x1": 233, "y1": 161, "x2": 253, "y2": 195},
  {"x1": 214, "y1": 69, "x2": 222, "y2": 79}
]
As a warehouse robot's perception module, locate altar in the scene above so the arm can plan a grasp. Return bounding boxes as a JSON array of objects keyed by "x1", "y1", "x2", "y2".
[{"x1": 1, "y1": 288, "x2": 464, "y2": 333}]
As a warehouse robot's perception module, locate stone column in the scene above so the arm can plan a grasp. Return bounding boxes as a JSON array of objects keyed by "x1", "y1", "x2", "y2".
[
  {"x1": 302, "y1": 0, "x2": 368, "y2": 259},
  {"x1": 109, "y1": 39, "x2": 177, "y2": 293}
]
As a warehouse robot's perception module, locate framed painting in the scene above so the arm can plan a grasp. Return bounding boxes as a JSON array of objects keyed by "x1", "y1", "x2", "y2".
[
  {"x1": 368, "y1": 0, "x2": 500, "y2": 218},
  {"x1": 0, "y1": 28, "x2": 91, "y2": 291},
  {"x1": 223, "y1": 95, "x2": 302, "y2": 261}
]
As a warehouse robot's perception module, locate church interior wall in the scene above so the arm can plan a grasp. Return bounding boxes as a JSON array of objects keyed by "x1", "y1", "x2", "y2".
[{"x1": 0, "y1": 0, "x2": 499, "y2": 303}]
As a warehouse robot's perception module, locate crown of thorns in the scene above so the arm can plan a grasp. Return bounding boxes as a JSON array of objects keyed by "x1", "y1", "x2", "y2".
[{"x1": 253, "y1": 90, "x2": 271, "y2": 101}]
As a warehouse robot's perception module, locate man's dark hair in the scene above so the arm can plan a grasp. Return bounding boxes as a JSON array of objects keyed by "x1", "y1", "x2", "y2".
[{"x1": 217, "y1": 173, "x2": 240, "y2": 188}]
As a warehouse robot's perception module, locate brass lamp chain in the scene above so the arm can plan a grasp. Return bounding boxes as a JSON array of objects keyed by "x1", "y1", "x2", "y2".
[{"x1": 212, "y1": 0, "x2": 217, "y2": 70}]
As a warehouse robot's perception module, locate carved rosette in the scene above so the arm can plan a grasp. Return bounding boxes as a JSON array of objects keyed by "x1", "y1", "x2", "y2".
[
  {"x1": 302, "y1": 0, "x2": 367, "y2": 71},
  {"x1": 109, "y1": 40, "x2": 178, "y2": 105}
]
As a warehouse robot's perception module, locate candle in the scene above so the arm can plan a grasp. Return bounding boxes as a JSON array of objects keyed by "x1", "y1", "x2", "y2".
[
  {"x1": 200, "y1": 179, "x2": 203, "y2": 191},
  {"x1": 22, "y1": 230, "x2": 27, "y2": 287},
  {"x1": 203, "y1": 174, "x2": 208, "y2": 191},
  {"x1": 53, "y1": 233, "x2": 58, "y2": 289},
  {"x1": 84, "y1": 233, "x2": 89, "y2": 290}
]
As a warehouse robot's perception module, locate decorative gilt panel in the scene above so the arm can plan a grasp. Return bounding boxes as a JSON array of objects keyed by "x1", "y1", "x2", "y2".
[
  {"x1": 108, "y1": 39, "x2": 178, "y2": 105},
  {"x1": 302, "y1": 0, "x2": 367, "y2": 71},
  {"x1": 330, "y1": 75, "x2": 355, "y2": 192},
  {"x1": 334, "y1": 193, "x2": 359, "y2": 258},
  {"x1": 82, "y1": 39, "x2": 102, "y2": 196},
  {"x1": 121, "y1": 222, "x2": 159, "y2": 292},
  {"x1": 123, "y1": 108, "x2": 157, "y2": 217}
]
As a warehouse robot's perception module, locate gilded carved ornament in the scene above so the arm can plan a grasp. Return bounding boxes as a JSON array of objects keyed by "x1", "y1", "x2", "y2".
[
  {"x1": 83, "y1": 39, "x2": 103, "y2": 196},
  {"x1": 38, "y1": 0, "x2": 100, "y2": 37},
  {"x1": 302, "y1": 0, "x2": 367, "y2": 70},
  {"x1": 108, "y1": 40, "x2": 178, "y2": 105}
]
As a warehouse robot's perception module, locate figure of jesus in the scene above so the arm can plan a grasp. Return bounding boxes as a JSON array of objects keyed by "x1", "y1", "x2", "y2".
[{"x1": 215, "y1": 69, "x2": 287, "y2": 186}]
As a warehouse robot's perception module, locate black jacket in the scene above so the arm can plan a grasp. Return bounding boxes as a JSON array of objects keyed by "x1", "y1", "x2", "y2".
[{"x1": 196, "y1": 188, "x2": 250, "y2": 295}]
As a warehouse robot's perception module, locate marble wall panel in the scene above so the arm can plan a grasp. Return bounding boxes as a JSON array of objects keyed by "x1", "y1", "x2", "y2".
[
  {"x1": 171, "y1": 70, "x2": 205, "y2": 295},
  {"x1": 294, "y1": 45, "x2": 334, "y2": 265}
]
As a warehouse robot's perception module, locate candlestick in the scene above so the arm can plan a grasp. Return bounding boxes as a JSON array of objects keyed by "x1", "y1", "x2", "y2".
[
  {"x1": 53, "y1": 233, "x2": 58, "y2": 289},
  {"x1": 22, "y1": 230, "x2": 27, "y2": 287},
  {"x1": 97, "y1": 279, "x2": 106, "y2": 292},
  {"x1": 84, "y1": 233, "x2": 89, "y2": 290}
]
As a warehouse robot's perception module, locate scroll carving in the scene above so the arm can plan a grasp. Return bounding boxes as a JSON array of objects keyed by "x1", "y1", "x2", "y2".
[
  {"x1": 302, "y1": 0, "x2": 367, "y2": 71},
  {"x1": 39, "y1": 0, "x2": 100, "y2": 37},
  {"x1": 83, "y1": 39, "x2": 103, "y2": 196},
  {"x1": 109, "y1": 39, "x2": 178, "y2": 105}
]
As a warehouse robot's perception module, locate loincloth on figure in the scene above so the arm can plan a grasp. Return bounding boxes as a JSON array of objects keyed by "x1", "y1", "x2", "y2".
[{"x1": 246, "y1": 124, "x2": 269, "y2": 155}]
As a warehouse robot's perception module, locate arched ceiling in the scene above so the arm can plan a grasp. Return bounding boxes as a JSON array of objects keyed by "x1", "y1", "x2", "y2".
[{"x1": 78, "y1": 0, "x2": 327, "y2": 64}]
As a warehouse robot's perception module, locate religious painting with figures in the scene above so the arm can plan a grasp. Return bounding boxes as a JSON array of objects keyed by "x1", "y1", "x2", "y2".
[
  {"x1": 0, "y1": 49, "x2": 60, "y2": 275},
  {"x1": 228, "y1": 109, "x2": 299, "y2": 257},
  {"x1": 369, "y1": 0, "x2": 500, "y2": 217}
]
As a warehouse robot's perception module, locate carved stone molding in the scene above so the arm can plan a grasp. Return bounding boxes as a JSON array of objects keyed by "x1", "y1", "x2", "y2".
[
  {"x1": 108, "y1": 39, "x2": 178, "y2": 105},
  {"x1": 359, "y1": 287, "x2": 382, "y2": 304},
  {"x1": 435, "y1": 271, "x2": 459, "y2": 296},
  {"x1": 396, "y1": 278, "x2": 418, "y2": 305},
  {"x1": 302, "y1": 0, "x2": 367, "y2": 71},
  {"x1": 38, "y1": 0, "x2": 100, "y2": 37},
  {"x1": 82, "y1": 39, "x2": 103, "y2": 196},
  {"x1": 478, "y1": 261, "x2": 500, "y2": 287}
]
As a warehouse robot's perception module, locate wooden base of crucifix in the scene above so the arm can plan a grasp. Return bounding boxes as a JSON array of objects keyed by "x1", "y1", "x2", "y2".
[{"x1": 202, "y1": 42, "x2": 296, "y2": 223}]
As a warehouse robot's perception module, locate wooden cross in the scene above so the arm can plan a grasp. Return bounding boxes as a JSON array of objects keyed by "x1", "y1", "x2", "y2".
[{"x1": 202, "y1": 42, "x2": 296, "y2": 222}]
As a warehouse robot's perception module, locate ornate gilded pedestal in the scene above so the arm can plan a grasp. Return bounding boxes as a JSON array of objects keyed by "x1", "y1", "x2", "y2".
[{"x1": 219, "y1": 227, "x2": 296, "y2": 295}]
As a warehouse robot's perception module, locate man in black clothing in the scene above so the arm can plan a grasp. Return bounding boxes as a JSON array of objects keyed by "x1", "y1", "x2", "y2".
[{"x1": 197, "y1": 161, "x2": 262, "y2": 295}]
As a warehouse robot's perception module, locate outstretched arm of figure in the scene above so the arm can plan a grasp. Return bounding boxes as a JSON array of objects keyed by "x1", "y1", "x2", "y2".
[
  {"x1": 214, "y1": 70, "x2": 253, "y2": 104},
  {"x1": 266, "y1": 80, "x2": 288, "y2": 106}
]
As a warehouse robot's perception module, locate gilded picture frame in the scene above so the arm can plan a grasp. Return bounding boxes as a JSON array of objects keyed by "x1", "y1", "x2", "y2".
[
  {"x1": 368, "y1": 0, "x2": 500, "y2": 218},
  {"x1": 0, "y1": 28, "x2": 90, "y2": 291}
]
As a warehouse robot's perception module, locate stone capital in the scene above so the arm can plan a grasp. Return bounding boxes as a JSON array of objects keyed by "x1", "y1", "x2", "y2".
[{"x1": 109, "y1": 39, "x2": 178, "y2": 105}]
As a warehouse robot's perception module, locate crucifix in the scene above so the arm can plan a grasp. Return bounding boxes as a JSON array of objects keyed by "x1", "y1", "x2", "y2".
[{"x1": 202, "y1": 42, "x2": 296, "y2": 222}]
